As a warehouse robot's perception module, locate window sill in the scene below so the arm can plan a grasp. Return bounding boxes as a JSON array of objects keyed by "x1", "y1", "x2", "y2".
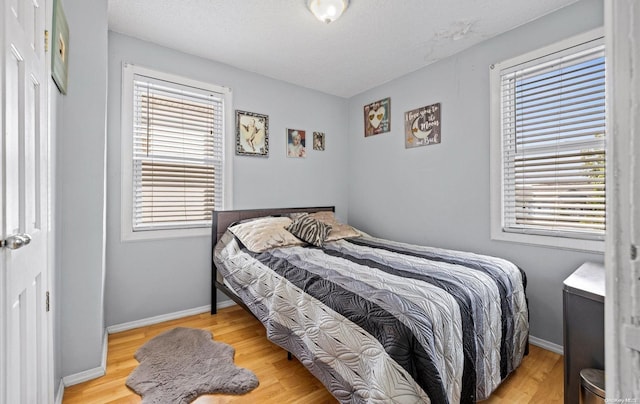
[
  {"x1": 121, "y1": 226, "x2": 210, "y2": 242},
  {"x1": 491, "y1": 229, "x2": 605, "y2": 254}
]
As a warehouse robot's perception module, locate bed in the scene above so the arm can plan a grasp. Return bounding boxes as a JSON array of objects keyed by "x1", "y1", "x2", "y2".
[{"x1": 211, "y1": 207, "x2": 529, "y2": 403}]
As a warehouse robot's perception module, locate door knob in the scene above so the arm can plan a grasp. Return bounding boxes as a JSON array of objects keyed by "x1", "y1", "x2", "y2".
[{"x1": 1, "y1": 234, "x2": 32, "y2": 250}]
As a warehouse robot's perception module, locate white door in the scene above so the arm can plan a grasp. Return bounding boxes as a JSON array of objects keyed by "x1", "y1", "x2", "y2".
[
  {"x1": 605, "y1": 0, "x2": 640, "y2": 399},
  {"x1": 1, "y1": 0, "x2": 51, "y2": 403}
]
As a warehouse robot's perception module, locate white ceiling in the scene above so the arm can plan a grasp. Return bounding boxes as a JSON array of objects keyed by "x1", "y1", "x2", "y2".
[{"x1": 108, "y1": 0, "x2": 579, "y2": 98}]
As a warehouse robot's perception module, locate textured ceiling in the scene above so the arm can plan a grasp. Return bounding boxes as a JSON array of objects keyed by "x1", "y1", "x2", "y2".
[{"x1": 108, "y1": 0, "x2": 579, "y2": 98}]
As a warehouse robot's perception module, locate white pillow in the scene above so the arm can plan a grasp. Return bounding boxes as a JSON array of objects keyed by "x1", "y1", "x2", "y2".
[{"x1": 228, "y1": 216, "x2": 304, "y2": 252}]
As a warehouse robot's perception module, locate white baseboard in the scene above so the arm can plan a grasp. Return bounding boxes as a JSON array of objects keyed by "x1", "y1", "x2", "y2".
[
  {"x1": 61, "y1": 330, "x2": 109, "y2": 387},
  {"x1": 529, "y1": 335, "x2": 564, "y2": 355},
  {"x1": 107, "y1": 305, "x2": 211, "y2": 334},
  {"x1": 62, "y1": 366, "x2": 105, "y2": 387},
  {"x1": 107, "y1": 300, "x2": 236, "y2": 334},
  {"x1": 101, "y1": 329, "x2": 108, "y2": 369},
  {"x1": 55, "y1": 379, "x2": 64, "y2": 404},
  {"x1": 216, "y1": 299, "x2": 237, "y2": 310}
]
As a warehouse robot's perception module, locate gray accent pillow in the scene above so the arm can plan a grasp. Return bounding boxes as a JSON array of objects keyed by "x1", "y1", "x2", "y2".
[{"x1": 286, "y1": 214, "x2": 332, "y2": 247}]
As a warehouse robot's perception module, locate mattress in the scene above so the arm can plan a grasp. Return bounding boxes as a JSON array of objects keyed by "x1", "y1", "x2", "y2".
[{"x1": 214, "y1": 229, "x2": 528, "y2": 403}]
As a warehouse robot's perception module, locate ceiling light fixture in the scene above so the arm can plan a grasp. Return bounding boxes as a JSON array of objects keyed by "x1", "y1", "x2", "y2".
[{"x1": 307, "y1": 0, "x2": 349, "y2": 24}]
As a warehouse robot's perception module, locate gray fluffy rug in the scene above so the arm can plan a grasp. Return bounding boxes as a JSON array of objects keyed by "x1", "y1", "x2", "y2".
[{"x1": 126, "y1": 327, "x2": 259, "y2": 403}]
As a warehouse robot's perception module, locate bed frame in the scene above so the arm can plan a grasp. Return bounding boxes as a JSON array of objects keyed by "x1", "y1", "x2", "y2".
[{"x1": 210, "y1": 206, "x2": 335, "y2": 314}]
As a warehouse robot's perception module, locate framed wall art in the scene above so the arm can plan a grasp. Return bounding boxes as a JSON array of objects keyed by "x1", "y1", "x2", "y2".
[
  {"x1": 404, "y1": 103, "x2": 441, "y2": 148},
  {"x1": 51, "y1": 0, "x2": 70, "y2": 94},
  {"x1": 364, "y1": 97, "x2": 390, "y2": 136},
  {"x1": 313, "y1": 132, "x2": 325, "y2": 151},
  {"x1": 236, "y1": 110, "x2": 269, "y2": 157},
  {"x1": 286, "y1": 128, "x2": 306, "y2": 158}
]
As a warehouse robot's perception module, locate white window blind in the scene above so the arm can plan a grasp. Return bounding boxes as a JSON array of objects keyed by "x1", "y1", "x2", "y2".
[
  {"x1": 132, "y1": 74, "x2": 225, "y2": 231},
  {"x1": 499, "y1": 40, "x2": 605, "y2": 240}
]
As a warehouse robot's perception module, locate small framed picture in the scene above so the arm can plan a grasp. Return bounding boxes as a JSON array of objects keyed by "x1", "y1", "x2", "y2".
[
  {"x1": 313, "y1": 132, "x2": 325, "y2": 151},
  {"x1": 364, "y1": 97, "x2": 390, "y2": 136},
  {"x1": 51, "y1": 0, "x2": 70, "y2": 94},
  {"x1": 236, "y1": 110, "x2": 269, "y2": 157},
  {"x1": 404, "y1": 103, "x2": 441, "y2": 148},
  {"x1": 286, "y1": 128, "x2": 306, "y2": 158}
]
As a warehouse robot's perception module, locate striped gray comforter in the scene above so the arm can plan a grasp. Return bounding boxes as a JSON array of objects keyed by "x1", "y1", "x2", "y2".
[{"x1": 214, "y1": 232, "x2": 529, "y2": 404}]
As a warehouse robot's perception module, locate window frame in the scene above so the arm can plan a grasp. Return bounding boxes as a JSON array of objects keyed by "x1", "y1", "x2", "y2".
[
  {"x1": 489, "y1": 28, "x2": 605, "y2": 253},
  {"x1": 120, "y1": 63, "x2": 233, "y2": 241}
]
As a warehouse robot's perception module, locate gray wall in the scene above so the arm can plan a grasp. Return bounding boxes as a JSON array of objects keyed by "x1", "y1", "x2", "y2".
[
  {"x1": 55, "y1": 0, "x2": 108, "y2": 379},
  {"x1": 346, "y1": 0, "x2": 604, "y2": 346},
  {"x1": 105, "y1": 32, "x2": 349, "y2": 327}
]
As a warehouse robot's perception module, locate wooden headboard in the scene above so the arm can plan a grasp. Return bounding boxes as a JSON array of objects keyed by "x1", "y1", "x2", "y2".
[{"x1": 211, "y1": 206, "x2": 335, "y2": 314}]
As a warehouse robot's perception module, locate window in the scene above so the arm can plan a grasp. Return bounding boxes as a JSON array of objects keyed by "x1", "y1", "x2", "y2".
[
  {"x1": 121, "y1": 64, "x2": 232, "y2": 240},
  {"x1": 490, "y1": 29, "x2": 605, "y2": 252}
]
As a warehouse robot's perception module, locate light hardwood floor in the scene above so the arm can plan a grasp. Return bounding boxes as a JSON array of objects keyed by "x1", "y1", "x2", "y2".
[{"x1": 62, "y1": 305, "x2": 563, "y2": 403}]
